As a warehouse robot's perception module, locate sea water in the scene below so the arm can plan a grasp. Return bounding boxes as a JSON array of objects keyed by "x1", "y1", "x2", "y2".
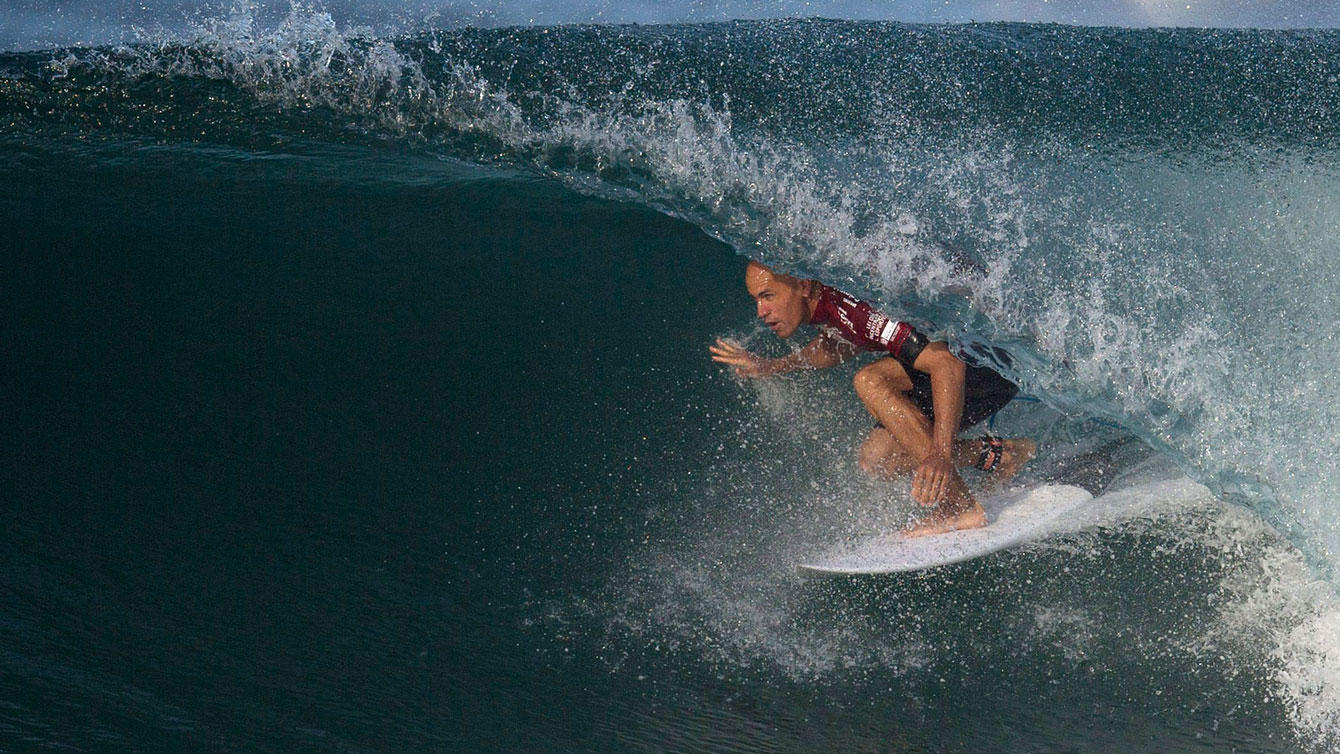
[{"x1": 2, "y1": 9, "x2": 1340, "y2": 752}]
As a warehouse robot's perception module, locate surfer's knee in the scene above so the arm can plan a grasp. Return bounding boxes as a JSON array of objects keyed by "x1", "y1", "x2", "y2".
[
  {"x1": 853, "y1": 359, "x2": 912, "y2": 404},
  {"x1": 853, "y1": 364, "x2": 876, "y2": 400},
  {"x1": 852, "y1": 362, "x2": 889, "y2": 403}
]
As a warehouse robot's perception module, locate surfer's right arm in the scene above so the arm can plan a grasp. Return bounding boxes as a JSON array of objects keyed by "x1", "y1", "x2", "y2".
[{"x1": 710, "y1": 334, "x2": 856, "y2": 378}]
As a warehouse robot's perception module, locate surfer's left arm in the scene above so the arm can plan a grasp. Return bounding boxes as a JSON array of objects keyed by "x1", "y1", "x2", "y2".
[{"x1": 909, "y1": 342, "x2": 967, "y2": 504}]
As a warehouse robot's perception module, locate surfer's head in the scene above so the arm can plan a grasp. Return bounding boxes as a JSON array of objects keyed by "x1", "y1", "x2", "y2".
[{"x1": 745, "y1": 261, "x2": 815, "y2": 338}]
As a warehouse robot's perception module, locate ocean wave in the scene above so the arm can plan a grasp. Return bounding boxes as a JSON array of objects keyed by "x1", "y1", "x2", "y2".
[{"x1": 5, "y1": 8, "x2": 1340, "y2": 745}]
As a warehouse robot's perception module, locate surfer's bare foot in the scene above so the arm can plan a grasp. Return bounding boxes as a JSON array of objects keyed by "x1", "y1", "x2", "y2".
[
  {"x1": 983, "y1": 438, "x2": 1037, "y2": 493},
  {"x1": 902, "y1": 503, "x2": 988, "y2": 539}
]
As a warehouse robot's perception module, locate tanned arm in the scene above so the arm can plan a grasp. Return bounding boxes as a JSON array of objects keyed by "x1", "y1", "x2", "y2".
[
  {"x1": 908, "y1": 341, "x2": 968, "y2": 504},
  {"x1": 709, "y1": 333, "x2": 858, "y2": 378},
  {"x1": 912, "y1": 342, "x2": 967, "y2": 455}
]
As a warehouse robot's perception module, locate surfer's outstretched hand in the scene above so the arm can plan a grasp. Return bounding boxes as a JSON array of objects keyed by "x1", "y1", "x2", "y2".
[
  {"x1": 710, "y1": 338, "x2": 769, "y2": 378},
  {"x1": 912, "y1": 453, "x2": 954, "y2": 505}
]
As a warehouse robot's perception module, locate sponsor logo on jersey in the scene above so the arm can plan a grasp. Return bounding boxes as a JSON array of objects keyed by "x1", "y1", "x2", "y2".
[
  {"x1": 880, "y1": 319, "x2": 899, "y2": 344},
  {"x1": 866, "y1": 313, "x2": 889, "y2": 343}
]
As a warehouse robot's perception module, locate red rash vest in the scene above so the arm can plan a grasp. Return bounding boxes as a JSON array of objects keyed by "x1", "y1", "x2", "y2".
[{"x1": 808, "y1": 283, "x2": 926, "y2": 367}]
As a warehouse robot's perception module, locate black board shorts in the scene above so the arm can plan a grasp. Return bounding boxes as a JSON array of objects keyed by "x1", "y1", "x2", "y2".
[{"x1": 877, "y1": 356, "x2": 1019, "y2": 432}]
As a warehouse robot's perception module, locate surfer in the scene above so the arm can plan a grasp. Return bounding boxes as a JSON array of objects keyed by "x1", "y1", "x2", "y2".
[{"x1": 710, "y1": 261, "x2": 1035, "y2": 537}]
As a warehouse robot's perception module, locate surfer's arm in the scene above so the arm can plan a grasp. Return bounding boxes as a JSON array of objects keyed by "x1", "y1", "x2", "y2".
[
  {"x1": 796, "y1": 332, "x2": 859, "y2": 370},
  {"x1": 710, "y1": 334, "x2": 856, "y2": 377},
  {"x1": 909, "y1": 342, "x2": 967, "y2": 503},
  {"x1": 914, "y1": 342, "x2": 967, "y2": 454}
]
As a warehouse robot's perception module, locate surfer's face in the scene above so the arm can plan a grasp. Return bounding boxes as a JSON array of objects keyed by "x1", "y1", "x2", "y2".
[{"x1": 746, "y1": 262, "x2": 810, "y2": 338}]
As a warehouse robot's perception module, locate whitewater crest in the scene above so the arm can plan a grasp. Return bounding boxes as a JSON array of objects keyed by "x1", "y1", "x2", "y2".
[{"x1": 39, "y1": 2, "x2": 523, "y2": 147}]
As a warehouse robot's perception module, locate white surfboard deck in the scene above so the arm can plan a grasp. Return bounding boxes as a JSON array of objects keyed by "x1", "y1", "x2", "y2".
[{"x1": 798, "y1": 484, "x2": 1093, "y2": 576}]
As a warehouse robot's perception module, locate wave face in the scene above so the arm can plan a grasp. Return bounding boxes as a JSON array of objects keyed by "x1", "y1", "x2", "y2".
[{"x1": 4, "y1": 10, "x2": 1340, "y2": 752}]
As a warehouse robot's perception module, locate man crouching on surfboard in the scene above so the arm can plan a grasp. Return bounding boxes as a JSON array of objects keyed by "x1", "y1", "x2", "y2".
[{"x1": 709, "y1": 261, "x2": 1036, "y2": 538}]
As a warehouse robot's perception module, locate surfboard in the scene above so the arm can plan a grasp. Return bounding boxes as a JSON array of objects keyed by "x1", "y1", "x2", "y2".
[{"x1": 798, "y1": 484, "x2": 1093, "y2": 576}]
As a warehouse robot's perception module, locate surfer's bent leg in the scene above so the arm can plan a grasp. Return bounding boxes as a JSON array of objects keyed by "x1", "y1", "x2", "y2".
[
  {"x1": 853, "y1": 360, "x2": 987, "y2": 476},
  {"x1": 856, "y1": 359, "x2": 1035, "y2": 483},
  {"x1": 852, "y1": 359, "x2": 986, "y2": 537}
]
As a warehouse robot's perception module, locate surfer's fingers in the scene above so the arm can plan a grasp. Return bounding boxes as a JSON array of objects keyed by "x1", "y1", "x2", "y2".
[
  {"x1": 710, "y1": 351, "x2": 749, "y2": 366},
  {"x1": 915, "y1": 465, "x2": 949, "y2": 505},
  {"x1": 712, "y1": 337, "x2": 743, "y2": 351},
  {"x1": 932, "y1": 477, "x2": 948, "y2": 503},
  {"x1": 927, "y1": 474, "x2": 948, "y2": 503},
  {"x1": 911, "y1": 468, "x2": 932, "y2": 505}
]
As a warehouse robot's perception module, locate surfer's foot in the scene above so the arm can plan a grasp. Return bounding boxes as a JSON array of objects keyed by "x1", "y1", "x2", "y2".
[
  {"x1": 902, "y1": 503, "x2": 988, "y2": 539},
  {"x1": 982, "y1": 437, "x2": 1037, "y2": 493}
]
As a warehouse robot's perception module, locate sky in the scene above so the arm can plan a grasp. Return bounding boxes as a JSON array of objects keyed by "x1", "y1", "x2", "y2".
[{"x1": 4, "y1": 0, "x2": 1340, "y2": 51}]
